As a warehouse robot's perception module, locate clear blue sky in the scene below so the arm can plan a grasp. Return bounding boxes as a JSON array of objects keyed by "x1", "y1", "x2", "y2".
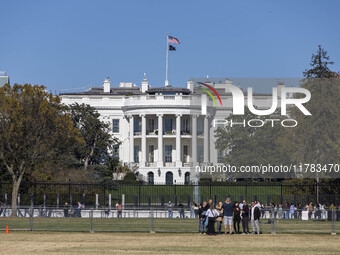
[{"x1": 1, "y1": 0, "x2": 340, "y2": 93}]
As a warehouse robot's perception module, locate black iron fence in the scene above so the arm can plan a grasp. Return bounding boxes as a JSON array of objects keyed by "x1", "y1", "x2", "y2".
[{"x1": 0, "y1": 182, "x2": 339, "y2": 208}]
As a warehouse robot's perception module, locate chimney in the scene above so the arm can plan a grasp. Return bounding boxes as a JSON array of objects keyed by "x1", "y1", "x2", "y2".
[
  {"x1": 277, "y1": 82, "x2": 284, "y2": 98},
  {"x1": 141, "y1": 73, "x2": 149, "y2": 93},
  {"x1": 103, "y1": 77, "x2": 111, "y2": 93},
  {"x1": 186, "y1": 80, "x2": 194, "y2": 92}
]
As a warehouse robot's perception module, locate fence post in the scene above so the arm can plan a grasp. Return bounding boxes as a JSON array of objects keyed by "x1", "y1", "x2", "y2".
[
  {"x1": 31, "y1": 193, "x2": 34, "y2": 208},
  {"x1": 150, "y1": 208, "x2": 155, "y2": 233},
  {"x1": 68, "y1": 179, "x2": 71, "y2": 202},
  {"x1": 90, "y1": 208, "x2": 94, "y2": 233},
  {"x1": 83, "y1": 193, "x2": 86, "y2": 206},
  {"x1": 29, "y1": 206, "x2": 34, "y2": 231},
  {"x1": 161, "y1": 195, "x2": 164, "y2": 206},
  {"x1": 139, "y1": 184, "x2": 141, "y2": 206},
  {"x1": 331, "y1": 209, "x2": 336, "y2": 235},
  {"x1": 134, "y1": 194, "x2": 138, "y2": 207},
  {"x1": 34, "y1": 182, "x2": 37, "y2": 204},
  {"x1": 18, "y1": 193, "x2": 21, "y2": 209},
  {"x1": 109, "y1": 194, "x2": 112, "y2": 210},
  {"x1": 271, "y1": 208, "x2": 275, "y2": 234},
  {"x1": 280, "y1": 183, "x2": 283, "y2": 205},
  {"x1": 103, "y1": 183, "x2": 106, "y2": 207},
  {"x1": 57, "y1": 194, "x2": 59, "y2": 209},
  {"x1": 43, "y1": 194, "x2": 46, "y2": 209},
  {"x1": 95, "y1": 194, "x2": 99, "y2": 209},
  {"x1": 5, "y1": 193, "x2": 7, "y2": 204}
]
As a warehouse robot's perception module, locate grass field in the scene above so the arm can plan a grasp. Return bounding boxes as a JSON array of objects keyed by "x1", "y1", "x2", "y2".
[
  {"x1": 1, "y1": 232, "x2": 340, "y2": 254},
  {"x1": 0, "y1": 217, "x2": 339, "y2": 234}
]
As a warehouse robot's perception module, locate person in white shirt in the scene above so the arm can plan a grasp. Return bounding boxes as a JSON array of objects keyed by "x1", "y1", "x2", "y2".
[{"x1": 206, "y1": 204, "x2": 219, "y2": 236}]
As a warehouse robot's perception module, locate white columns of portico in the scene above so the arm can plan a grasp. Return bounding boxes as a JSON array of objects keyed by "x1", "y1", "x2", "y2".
[
  {"x1": 129, "y1": 115, "x2": 134, "y2": 163},
  {"x1": 157, "y1": 114, "x2": 163, "y2": 167},
  {"x1": 140, "y1": 114, "x2": 146, "y2": 167},
  {"x1": 191, "y1": 114, "x2": 198, "y2": 166},
  {"x1": 203, "y1": 115, "x2": 209, "y2": 163},
  {"x1": 176, "y1": 114, "x2": 182, "y2": 167}
]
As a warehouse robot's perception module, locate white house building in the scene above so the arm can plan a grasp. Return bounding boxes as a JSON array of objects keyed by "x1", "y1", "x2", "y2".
[{"x1": 60, "y1": 75, "x2": 282, "y2": 184}]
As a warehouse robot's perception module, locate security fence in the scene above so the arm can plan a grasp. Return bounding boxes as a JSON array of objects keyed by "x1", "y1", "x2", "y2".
[
  {"x1": 0, "y1": 182, "x2": 339, "y2": 208},
  {"x1": 0, "y1": 207, "x2": 339, "y2": 234}
]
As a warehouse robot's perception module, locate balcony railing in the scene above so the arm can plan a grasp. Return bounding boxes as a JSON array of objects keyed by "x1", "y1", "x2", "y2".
[
  {"x1": 183, "y1": 162, "x2": 193, "y2": 167},
  {"x1": 145, "y1": 162, "x2": 156, "y2": 167}
]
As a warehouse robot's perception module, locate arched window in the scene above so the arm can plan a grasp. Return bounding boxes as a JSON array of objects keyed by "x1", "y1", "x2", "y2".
[
  {"x1": 165, "y1": 171, "x2": 173, "y2": 185},
  {"x1": 147, "y1": 172, "x2": 154, "y2": 185},
  {"x1": 184, "y1": 172, "x2": 190, "y2": 185}
]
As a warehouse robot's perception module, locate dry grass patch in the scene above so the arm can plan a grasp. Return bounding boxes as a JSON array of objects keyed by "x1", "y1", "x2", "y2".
[{"x1": 0, "y1": 232, "x2": 340, "y2": 254}]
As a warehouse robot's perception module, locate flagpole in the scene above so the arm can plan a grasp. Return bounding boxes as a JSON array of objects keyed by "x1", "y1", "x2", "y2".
[{"x1": 165, "y1": 32, "x2": 169, "y2": 86}]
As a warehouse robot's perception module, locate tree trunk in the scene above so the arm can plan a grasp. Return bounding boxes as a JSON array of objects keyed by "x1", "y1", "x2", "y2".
[
  {"x1": 84, "y1": 156, "x2": 89, "y2": 170},
  {"x1": 11, "y1": 179, "x2": 20, "y2": 217},
  {"x1": 84, "y1": 141, "x2": 96, "y2": 170}
]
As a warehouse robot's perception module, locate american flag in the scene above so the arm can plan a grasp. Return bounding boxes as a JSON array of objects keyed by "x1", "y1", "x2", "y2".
[{"x1": 168, "y1": 35, "x2": 180, "y2": 44}]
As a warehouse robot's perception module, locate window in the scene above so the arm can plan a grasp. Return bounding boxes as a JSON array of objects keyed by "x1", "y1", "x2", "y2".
[
  {"x1": 183, "y1": 145, "x2": 188, "y2": 163},
  {"x1": 112, "y1": 119, "x2": 120, "y2": 133},
  {"x1": 166, "y1": 171, "x2": 173, "y2": 185},
  {"x1": 113, "y1": 145, "x2": 119, "y2": 159},
  {"x1": 134, "y1": 119, "x2": 141, "y2": 133},
  {"x1": 148, "y1": 119, "x2": 155, "y2": 132},
  {"x1": 147, "y1": 172, "x2": 154, "y2": 185},
  {"x1": 149, "y1": 145, "x2": 154, "y2": 163},
  {"x1": 134, "y1": 145, "x2": 139, "y2": 163},
  {"x1": 165, "y1": 145, "x2": 172, "y2": 162},
  {"x1": 197, "y1": 118, "x2": 204, "y2": 135},
  {"x1": 165, "y1": 118, "x2": 172, "y2": 132},
  {"x1": 198, "y1": 146, "x2": 203, "y2": 163},
  {"x1": 183, "y1": 119, "x2": 190, "y2": 134},
  {"x1": 184, "y1": 172, "x2": 190, "y2": 185}
]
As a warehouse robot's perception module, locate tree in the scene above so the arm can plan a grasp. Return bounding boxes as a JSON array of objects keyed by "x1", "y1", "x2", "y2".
[
  {"x1": 100, "y1": 155, "x2": 131, "y2": 181},
  {"x1": 303, "y1": 45, "x2": 336, "y2": 78},
  {"x1": 0, "y1": 84, "x2": 81, "y2": 216},
  {"x1": 69, "y1": 103, "x2": 119, "y2": 170},
  {"x1": 214, "y1": 108, "x2": 288, "y2": 179},
  {"x1": 278, "y1": 46, "x2": 340, "y2": 177}
]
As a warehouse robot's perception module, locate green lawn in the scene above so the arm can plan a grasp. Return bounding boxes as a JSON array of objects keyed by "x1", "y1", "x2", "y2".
[{"x1": 0, "y1": 217, "x2": 338, "y2": 234}]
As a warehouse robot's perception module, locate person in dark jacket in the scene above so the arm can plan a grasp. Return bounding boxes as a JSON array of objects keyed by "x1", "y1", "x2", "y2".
[
  {"x1": 178, "y1": 202, "x2": 185, "y2": 218},
  {"x1": 198, "y1": 202, "x2": 207, "y2": 234},
  {"x1": 233, "y1": 201, "x2": 241, "y2": 234},
  {"x1": 251, "y1": 201, "x2": 261, "y2": 234},
  {"x1": 241, "y1": 200, "x2": 250, "y2": 234}
]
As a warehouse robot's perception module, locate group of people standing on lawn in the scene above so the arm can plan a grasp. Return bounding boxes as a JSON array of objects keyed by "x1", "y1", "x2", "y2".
[{"x1": 198, "y1": 198, "x2": 261, "y2": 236}]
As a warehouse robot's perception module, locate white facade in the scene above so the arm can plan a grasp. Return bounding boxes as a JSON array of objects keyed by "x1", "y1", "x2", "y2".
[{"x1": 60, "y1": 77, "x2": 276, "y2": 184}]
